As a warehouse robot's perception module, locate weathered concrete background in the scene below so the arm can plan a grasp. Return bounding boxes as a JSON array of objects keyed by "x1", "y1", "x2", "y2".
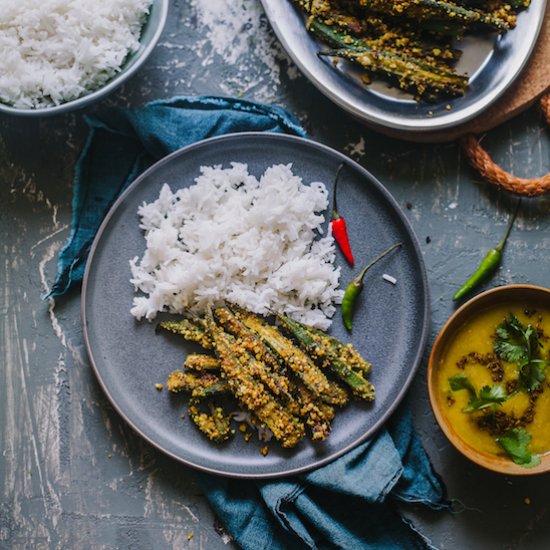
[{"x1": 1, "y1": 1, "x2": 549, "y2": 548}]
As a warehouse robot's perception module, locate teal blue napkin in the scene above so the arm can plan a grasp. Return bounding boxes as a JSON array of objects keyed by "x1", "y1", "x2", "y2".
[
  {"x1": 48, "y1": 96, "x2": 305, "y2": 297},
  {"x1": 51, "y1": 96, "x2": 448, "y2": 549},
  {"x1": 199, "y1": 402, "x2": 447, "y2": 550}
]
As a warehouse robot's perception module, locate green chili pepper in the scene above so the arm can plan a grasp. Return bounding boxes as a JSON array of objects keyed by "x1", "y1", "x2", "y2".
[
  {"x1": 453, "y1": 201, "x2": 521, "y2": 302},
  {"x1": 341, "y1": 243, "x2": 402, "y2": 331}
]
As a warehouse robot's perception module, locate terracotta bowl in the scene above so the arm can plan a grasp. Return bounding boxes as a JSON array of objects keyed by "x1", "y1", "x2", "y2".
[{"x1": 428, "y1": 284, "x2": 550, "y2": 475}]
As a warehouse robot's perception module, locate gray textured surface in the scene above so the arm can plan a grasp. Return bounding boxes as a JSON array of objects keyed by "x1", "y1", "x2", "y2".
[{"x1": 1, "y1": 0, "x2": 549, "y2": 548}]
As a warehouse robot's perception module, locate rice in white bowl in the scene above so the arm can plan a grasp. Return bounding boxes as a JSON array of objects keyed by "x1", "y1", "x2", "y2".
[
  {"x1": 130, "y1": 163, "x2": 343, "y2": 330},
  {"x1": 0, "y1": 0, "x2": 152, "y2": 109}
]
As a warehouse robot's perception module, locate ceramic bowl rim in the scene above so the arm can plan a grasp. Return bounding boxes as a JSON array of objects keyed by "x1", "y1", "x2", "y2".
[{"x1": 428, "y1": 283, "x2": 550, "y2": 475}]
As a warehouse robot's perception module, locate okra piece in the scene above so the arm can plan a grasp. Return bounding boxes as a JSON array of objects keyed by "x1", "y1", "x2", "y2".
[
  {"x1": 292, "y1": 381, "x2": 335, "y2": 441},
  {"x1": 213, "y1": 307, "x2": 294, "y2": 401},
  {"x1": 336, "y1": 343, "x2": 372, "y2": 377},
  {"x1": 311, "y1": 19, "x2": 468, "y2": 98},
  {"x1": 414, "y1": 18, "x2": 467, "y2": 36},
  {"x1": 298, "y1": 1, "x2": 461, "y2": 63},
  {"x1": 457, "y1": 0, "x2": 528, "y2": 9},
  {"x1": 188, "y1": 398, "x2": 232, "y2": 443},
  {"x1": 275, "y1": 313, "x2": 375, "y2": 401},
  {"x1": 157, "y1": 318, "x2": 214, "y2": 350},
  {"x1": 205, "y1": 311, "x2": 306, "y2": 448},
  {"x1": 233, "y1": 307, "x2": 349, "y2": 406},
  {"x1": 281, "y1": 316, "x2": 372, "y2": 376},
  {"x1": 166, "y1": 369, "x2": 229, "y2": 397},
  {"x1": 357, "y1": 0, "x2": 511, "y2": 31},
  {"x1": 183, "y1": 353, "x2": 221, "y2": 371}
]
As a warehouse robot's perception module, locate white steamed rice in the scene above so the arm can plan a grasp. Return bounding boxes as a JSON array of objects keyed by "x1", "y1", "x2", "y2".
[
  {"x1": 130, "y1": 163, "x2": 343, "y2": 330},
  {"x1": 0, "y1": 0, "x2": 151, "y2": 109}
]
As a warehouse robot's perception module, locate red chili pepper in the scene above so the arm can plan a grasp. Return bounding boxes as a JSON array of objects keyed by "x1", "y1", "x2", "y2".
[{"x1": 331, "y1": 163, "x2": 354, "y2": 266}]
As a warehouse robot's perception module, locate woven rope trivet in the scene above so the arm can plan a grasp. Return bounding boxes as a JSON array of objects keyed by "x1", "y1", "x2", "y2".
[{"x1": 460, "y1": 94, "x2": 550, "y2": 197}]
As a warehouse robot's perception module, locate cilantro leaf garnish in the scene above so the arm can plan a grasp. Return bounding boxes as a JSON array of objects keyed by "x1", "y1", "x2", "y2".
[
  {"x1": 464, "y1": 384, "x2": 508, "y2": 412},
  {"x1": 494, "y1": 314, "x2": 538, "y2": 363},
  {"x1": 497, "y1": 427, "x2": 541, "y2": 468},
  {"x1": 448, "y1": 374, "x2": 508, "y2": 412},
  {"x1": 494, "y1": 314, "x2": 547, "y2": 392},
  {"x1": 519, "y1": 359, "x2": 549, "y2": 392}
]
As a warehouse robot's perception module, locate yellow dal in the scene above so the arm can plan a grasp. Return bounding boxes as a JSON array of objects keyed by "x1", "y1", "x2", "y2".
[{"x1": 436, "y1": 302, "x2": 550, "y2": 457}]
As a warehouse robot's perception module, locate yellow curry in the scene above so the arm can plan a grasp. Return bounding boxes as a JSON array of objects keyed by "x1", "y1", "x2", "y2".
[{"x1": 436, "y1": 302, "x2": 550, "y2": 462}]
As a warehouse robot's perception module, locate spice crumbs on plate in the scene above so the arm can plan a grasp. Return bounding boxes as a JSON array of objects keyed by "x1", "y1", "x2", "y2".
[
  {"x1": 260, "y1": 446, "x2": 269, "y2": 456},
  {"x1": 155, "y1": 383, "x2": 163, "y2": 391},
  {"x1": 187, "y1": 532, "x2": 194, "y2": 540}
]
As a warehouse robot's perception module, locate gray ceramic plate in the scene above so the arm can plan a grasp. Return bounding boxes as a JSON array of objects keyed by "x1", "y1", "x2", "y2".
[
  {"x1": 82, "y1": 133, "x2": 429, "y2": 478},
  {"x1": 260, "y1": 0, "x2": 547, "y2": 133}
]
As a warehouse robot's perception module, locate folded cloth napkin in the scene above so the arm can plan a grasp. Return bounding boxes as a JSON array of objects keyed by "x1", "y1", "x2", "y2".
[
  {"x1": 50, "y1": 96, "x2": 448, "y2": 549},
  {"x1": 198, "y1": 402, "x2": 448, "y2": 550}
]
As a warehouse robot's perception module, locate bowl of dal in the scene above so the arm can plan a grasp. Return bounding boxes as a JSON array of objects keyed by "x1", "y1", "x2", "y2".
[{"x1": 428, "y1": 284, "x2": 550, "y2": 475}]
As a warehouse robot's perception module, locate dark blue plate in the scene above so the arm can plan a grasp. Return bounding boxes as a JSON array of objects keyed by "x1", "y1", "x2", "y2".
[{"x1": 82, "y1": 132, "x2": 429, "y2": 478}]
